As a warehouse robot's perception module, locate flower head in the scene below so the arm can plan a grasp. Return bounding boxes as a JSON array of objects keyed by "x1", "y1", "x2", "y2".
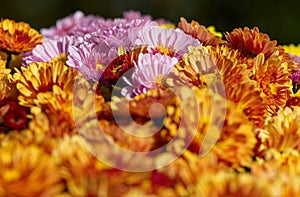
[
  {"x1": 225, "y1": 27, "x2": 277, "y2": 59},
  {"x1": 258, "y1": 107, "x2": 300, "y2": 154},
  {"x1": 0, "y1": 142, "x2": 63, "y2": 196},
  {"x1": 121, "y1": 53, "x2": 178, "y2": 98},
  {"x1": 84, "y1": 18, "x2": 155, "y2": 64},
  {"x1": 251, "y1": 53, "x2": 293, "y2": 115},
  {"x1": 0, "y1": 19, "x2": 43, "y2": 53},
  {"x1": 40, "y1": 10, "x2": 104, "y2": 38},
  {"x1": 13, "y1": 60, "x2": 77, "y2": 107},
  {"x1": 133, "y1": 26, "x2": 201, "y2": 59},
  {"x1": 67, "y1": 42, "x2": 106, "y2": 81},
  {"x1": 23, "y1": 35, "x2": 82, "y2": 65},
  {"x1": 178, "y1": 17, "x2": 226, "y2": 46}
]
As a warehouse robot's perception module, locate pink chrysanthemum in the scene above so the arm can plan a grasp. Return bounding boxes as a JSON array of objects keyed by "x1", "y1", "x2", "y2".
[
  {"x1": 40, "y1": 10, "x2": 104, "y2": 38},
  {"x1": 84, "y1": 18, "x2": 156, "y2": 64},
  {"x1": 133, "y1": 26, "x2": 202, "y2": 59},
  {"x1": 23, "y1": 36, "x2": 82, "y2": 65},
  {"x1": 121, "y1": 53, "x2": 178, "y2": 98},
  {"x1": 67, "y1": 42, "x2": 106, "y2": 81}
]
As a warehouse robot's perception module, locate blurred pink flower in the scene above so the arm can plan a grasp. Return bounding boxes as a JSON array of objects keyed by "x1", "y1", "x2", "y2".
[
  {"x1": 122, "y1": 10, "x2": 152, "y2": 21},
  {"x1": 40, "y1": 10, "x2": 104, "y2": 38},
  {"x1": 121, "y1": 53, "x2": 178, "y2": 98}
]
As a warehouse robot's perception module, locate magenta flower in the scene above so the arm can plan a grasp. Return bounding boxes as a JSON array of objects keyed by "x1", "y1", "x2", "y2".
[
  {"x1": 121, "y1": 53, "x2": 178, "y2": 98},
  {"x1": 133, "y1": 26, "x2": 202, "y2": 59},
  {"x1": 40, "y1": 10, "x2": 104, "y2": 38},
  {"x1": 67, "y1": 42, "x2": 107, "y2": 81},
  {"x1": 23, "y1": 36, "x2": 82, "y2": 65}
]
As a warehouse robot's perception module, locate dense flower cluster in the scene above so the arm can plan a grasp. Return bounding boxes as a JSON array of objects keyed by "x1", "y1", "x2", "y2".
[{"x1": 1, "y1": 10, "x2": 300, "y2": 196}]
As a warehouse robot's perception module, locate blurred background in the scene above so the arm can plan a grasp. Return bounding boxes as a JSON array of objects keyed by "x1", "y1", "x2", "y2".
[{"x1": 1, "y1": 0, "x2": 300, "y2": 45}]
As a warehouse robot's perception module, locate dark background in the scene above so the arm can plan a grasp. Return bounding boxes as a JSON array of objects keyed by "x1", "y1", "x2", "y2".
[{"x1": 1, "y1": 0, "x2": 300, "y2": 45}]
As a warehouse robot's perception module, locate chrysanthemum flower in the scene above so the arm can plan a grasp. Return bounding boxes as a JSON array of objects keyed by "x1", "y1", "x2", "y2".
[
  {"x1": 251, "y1": 53, "x2": 293, "y2": 115},
  {"x1": 174, "y1": 46, "x2": 266, "y2": 127},
  {"x1": 121, "y1": 53, "x2": 178, "y2": 98},
  {"x1": 0, "y1": 19, "x2": 43, "y2": 53},
  {"x1": 225, "y1": 81, "x2": 267, "y2": 128},
  {"x1": 83, "y1": 18, "x2": 155, "y2": 65},
  {"x1": 0, "y1": 142, "x2": 63, "y2": 197},
  {"x1": 40, "y1": 10, "x2": 104, "y2": 38},
  {"x1": 13, "y1": 60, "x2": 77, "y2": 107},
  {"x1": 54, "y1": 135, "x2": 152, "y2": 197},
  {"x1": 178, "y1": 17, "x2": 226, "y2": 46},
  {"x1": 225, "y1": 26, "x2": 277, "y2": 59},
  {"x1": 258, "y1": 107, "x2": 300, "y2": 153},
  {"x1": 162, "y1": 87, "x2": 256, "y2": 168},
  {"x1": 23, "y1": 35, "x2": 82, "y2": 65},
  {"x1": 67, "y1": 42, "x2": 106, "y2": 81},
  {"x1": 133, "y1": 26, "x2": 201, "y2": 59},
  {"x1": 251, "y1": 150, "x2": 300, "y2": 196},
  {"x1": 195, "y1": 171, "x2": 269, "y2": 197},
  {"x1": 174, "y1": 46, "x2": 217, "y2": 88}
]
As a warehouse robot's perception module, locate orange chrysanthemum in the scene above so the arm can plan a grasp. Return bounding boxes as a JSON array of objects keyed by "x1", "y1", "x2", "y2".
[
  {"x1": 251, "y1": 53, "x2": 293, "y2": 115},
  {"x1": 174, "y1": 46, "x2": 266, "y2": 127},
  {"x1": 208, "y1": 44, "x2": 243, "y2": 61},
  {"x1": 225, "y1": 27, "x2": 277, "y2": 59},
  {"x1": 225, "y1": 82, "x2": 267, "y2": 128},
  {"x1": 13, "y1": 60, "x2": 77, "y2": 107},
  {"x1": 0, "y1": 19, "x2": 43, "y2": 53},
  {"x1": 0, "y1": 142, "x2": 63, "y2": 197},
  {"x1": 178, "y1": 17, "x2": 226, "y2": 46},
  {"x1": 174, "y1": 46, "x2": 219, "y2": 88}
]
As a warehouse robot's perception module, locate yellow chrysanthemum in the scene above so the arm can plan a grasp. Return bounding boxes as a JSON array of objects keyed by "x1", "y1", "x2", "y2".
[
  {"x1": 174, "y1": 46, "x2": 220, "y2": 88},
  {"x1": 252, "y1": 150, "x2": 300, "y2": 196},
  {"x1": 257, "y1": 107, "x2": 300, "y2": 154},
  {"x1": 13, "y1": 60, "x2": 77, "y2": 107},
  {"x1": 0, "y1": 19, "x2": 43, "y2": 53},
  {"x1": 283, "y1": 43, "x2": 300, "y2": 56},
  {"x1": 194, "y1": 171, "x2": 270, "y2": 197},
  {"x1": 27, "y1": 79, "x2": 104, "y2": 139},
  {"x1": 162, "y1": 87, "x2": 256, "y2": 168},
  {"x1": 54, "y1": 135, "x2": 151, "y2": 197},
  {"x1": 0, "y1": 142, "x2": 63, "y2": 197}
]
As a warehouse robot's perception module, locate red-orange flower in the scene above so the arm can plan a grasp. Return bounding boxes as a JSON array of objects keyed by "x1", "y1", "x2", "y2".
[
  {"x1": 225, "y1": 27, "x2": 277, "y2": 59},
  {"x1": 178, "y1": 17, "x2": 226, "y2": 46}
]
